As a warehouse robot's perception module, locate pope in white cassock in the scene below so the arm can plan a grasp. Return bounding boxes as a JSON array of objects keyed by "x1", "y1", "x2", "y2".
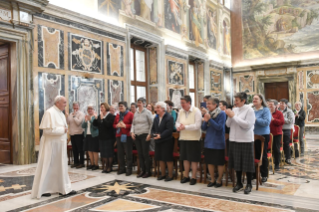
[{"x1": 31, "y1": 95, "x2": 76, "y2": 199}]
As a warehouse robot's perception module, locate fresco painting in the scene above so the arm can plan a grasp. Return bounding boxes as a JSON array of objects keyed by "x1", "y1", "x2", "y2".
[{"x1": 242, "y1": 0, "x2": 319, "y2": 59}]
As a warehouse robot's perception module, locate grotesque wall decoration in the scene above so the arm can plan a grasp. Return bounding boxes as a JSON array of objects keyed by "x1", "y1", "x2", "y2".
[
  {"x1": 307, "y1": 91, "x2": 319, "y2": 123},
  {"x1": 168, "y1": 60, "x2": 184, "y2": 85},
  {"x1": 307, "y1": 70, "x2": 319, "y2": 89},
  {"x1": 69, "y1": 33, "x2": 103, "y2": 74},
  {"x1": 108, "y1": 79, "x2": 124, "y2": 109},
  {"x1": 169, "y1": 88, "x2": 184, "y2": 109},
  {"x1": 239, "y1": 75, "x2": 254, "y2": 93},
  {"x1": 107, "y1": 43, "x2": 124, "y2": 77},
  {"x1": 38, "y1": 25, "x2": 64, "y2": 69},
  {"x1": 210, "y1": 71, "x2": 221, "y2": 92}
]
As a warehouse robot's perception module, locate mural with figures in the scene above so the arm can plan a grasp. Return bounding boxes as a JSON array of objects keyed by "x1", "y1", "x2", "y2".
[
  {"x1": 165, "y1": 0, "x2": 182, "y2": 33},
  {"x1": 108, "y1": 79, "x2": 124, "y2": 109},
  {"x1": 242, "y1": 0, "x2": 319, "y2": 59},
  {"x1": 69, "y1": 33, "x2": 103, "y2": 74},
  {"x1": 69, "y1": 76, "x2": 105, "y2": 114},
  {"x1": 207, "y1": 7, "x2": 218, "y2": 49},
  {"x1": 189, "y1": 0, "x2": 205, "y2": 47},
  {"x1": 38, "y1": 73, "x2": 65, "y2": 135}
]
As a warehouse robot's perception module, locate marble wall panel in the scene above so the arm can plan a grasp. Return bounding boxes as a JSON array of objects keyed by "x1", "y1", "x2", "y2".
[
  {"x1": 197, "y1": 63, "x2": 204, "y2": 91},
  {"x1": 69, "y1": 76, "x2": 105, "y2": 114},
  {"x1": 149, "y1": 48, "x2": 157, "y2": 84},
  {"x1": 298, "y1": 71, "x2": 304, "y2": 90},
  {"x1": 150, "y1": 87, "x2": 158, "y2": 104},
  {"x1": 38, "y1": 25, "x2": 64, "y2": 69},
  {"x1": 307, "y1": 91, "x2": 319, "y2": 123},
  {"x1": 167, "y1": 60, "x2": 185, "y2": 86},
  {"x1": 68, "y1": 33, "x2": 103, "y2": 74},
  {"x1": 306, "y1": 70, "x2": 319, "y2": 89},
  {"x1": 107, "y1": 43, "x2": 123, "y2": 77},
  {"x1": 168, "y1": 88, "x2": 185, "y2": 109},
  {"x1": 38, "y1": 72, "x2": 65, "y2": 135},
  {"x1": 239, "y1": 75, "x2": 254, "y2": 93},
  {"x1": 210, "y1": 71, "x2": 221, "y2": 92},
  {"x1": 108, "y1": 79, "x2": 124, "y2": 109}
]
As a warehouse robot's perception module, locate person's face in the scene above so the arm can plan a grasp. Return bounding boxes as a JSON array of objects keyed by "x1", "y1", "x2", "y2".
[
  {"x1": 268, "y1": 102, "x2": 276, "y2": 111},
  {"x1": 207, "y1": 101, "x2": 217, "y2": 111},
  {"x1": 131, "y1": 104, "x2": 137, "y2": 112},
  {"x1": 119, "y1": 104, "x2": 126, "y2": 113},
  {"x1": 279, "y1": 102, "x2": 286, "y2": 111},
  {"x1": 295, "y1": 104, "x2": 301, "y2": 111},
  {"x1": 146, "y1": 104, "x2": 152, "y2": 111},
  {"x1": 100, "y1": 105, "x2": 106, "y2": 113},
  {"x1": 87, "y1": 107, "x2": 94, "y2": 115},
  {"x1": 234, "y1": 97, "x2": 245, "y2": 108},
  {"x1": 219, "y1": 103, "x2": 226, "y2": 111},
  {"x1": 156, "y1": 105, "x2": 165, "y2": 115},
  {"x1": 110, "y1": 106, "x2": 115, "y2": 114},
  {"x1": 253, "y1": 95, "x2": 262, "y2": 107},
  {"x1": 137, "y1": 101, "x2": 144, "y2": 108},
  {"x1": 181, "y1": 100, "x2": 190, "y2": 111},
  {"x1": 73, "y1": 104, "x2": 79, "y2": 112},
  {"x1": 56, "y1": 97, "x2": 67, "y2": 111}
]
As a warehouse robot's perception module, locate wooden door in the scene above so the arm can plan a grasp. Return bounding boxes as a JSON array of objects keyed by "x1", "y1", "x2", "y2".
[
  {"x1": 0, "y1": 44, "x2": 11, "y2": 164},
  {"x1": 264, "y1": 82, "x2": 289, "y2": 101}
]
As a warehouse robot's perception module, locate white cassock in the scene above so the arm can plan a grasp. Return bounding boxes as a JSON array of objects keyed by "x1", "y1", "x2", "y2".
[{"x1": 31, "y1": 105, "x2": 72, "y2": 199}]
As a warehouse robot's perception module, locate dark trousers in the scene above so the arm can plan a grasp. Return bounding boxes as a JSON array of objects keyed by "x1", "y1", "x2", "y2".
[
  {"x1": 299, "y1": 126, "x2": 305, "y2": 154},
  {"x1": 273, "y1": 135, "x2": 282, "y2": 166},
  {"x1": 71, "y1": 134, "x2": 84, "y2": 165},
  {"x1": 117, "y1": 136, "x2": 133, "y2": 171},
  {"x1": 283, "y1": 129, "x2": 291, "y2": 160},
  {"x1": 255, "y1": 134, "x2": 270, "y2": 177},
  {"x1": 135, "y1": 134, "x2": 150, "y2": 173}
]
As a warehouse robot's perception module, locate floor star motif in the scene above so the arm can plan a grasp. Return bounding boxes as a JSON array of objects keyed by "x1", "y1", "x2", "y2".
[{"x1": 94, "y1": 182, "x2": 135, "y2": 194}]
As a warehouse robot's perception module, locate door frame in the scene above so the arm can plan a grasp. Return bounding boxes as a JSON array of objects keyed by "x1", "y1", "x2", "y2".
[
  {"x1": 257, "y1": 73, "x2": 297, "y2": 105},
  {"x1": 0, "y1": 43, "x2": 12, "y2": 163}
]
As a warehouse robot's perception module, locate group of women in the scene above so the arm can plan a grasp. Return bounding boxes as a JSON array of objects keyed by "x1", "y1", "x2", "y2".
[{"x1": 79, "y1": 91, "x2": 274, "y2": 195}]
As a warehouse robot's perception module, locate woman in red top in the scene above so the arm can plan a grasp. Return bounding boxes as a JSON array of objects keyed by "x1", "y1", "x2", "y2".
[
  {"x1": 268, "y1": 100, "x2": 284, "y2": 171},
  {"x1": 113, "y1": 101, "x2": 134, "y2": 176}
]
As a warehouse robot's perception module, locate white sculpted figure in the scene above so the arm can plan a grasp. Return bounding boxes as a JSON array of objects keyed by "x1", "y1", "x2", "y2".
[{"x1": 31, "y1": 95, "x2": 76, "y2": 199}]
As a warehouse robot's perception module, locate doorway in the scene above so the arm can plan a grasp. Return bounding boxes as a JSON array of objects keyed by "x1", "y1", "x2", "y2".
[
  {"x1": 0, "y1": 44, "x2": 11, "y2": 164},
  {"x1": 264, "y1": 81, "x2": 289, "y2": 101}
]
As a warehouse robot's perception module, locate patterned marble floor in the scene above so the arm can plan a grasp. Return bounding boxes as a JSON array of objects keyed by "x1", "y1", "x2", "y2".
[{"x1": 1, "y1": 137, "x2": 319, "y2": 212}]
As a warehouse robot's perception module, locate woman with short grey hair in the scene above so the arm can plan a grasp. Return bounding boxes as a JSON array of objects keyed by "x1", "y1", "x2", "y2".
[
  {"x1": 149, "y1": 101, "x2": 174, "y2": 181},
  {"x1": 131, "y1": 97, "x2": 153, "y2": 178}
]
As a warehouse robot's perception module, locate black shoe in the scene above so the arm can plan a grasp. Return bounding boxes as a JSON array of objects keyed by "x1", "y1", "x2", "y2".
[
  {"x1": 190, "y1": 178, "x2": 197, "y2": 185},
  {"x1": 92, "y1": 165, "x2": 99, "y2": 170},
  {"x1": 102, "y1": 170, "x2": 107, "y2": 173},
  {"x1": 262, "y1": 177, "x2": 267, "y2": 183},
  {"x1": 214, "y1": 182, "x2": 222, "y2": 188},
  {"x1": 41, "y1": 193, "x2": 51, "y2": 197},
  {"x1": 233, "y1": 183, "x2": 243, "y2": 193},
  {"x1": 117, "y1": 169, "x2": 126, "y2": 175},
  {"x1": 157, "y1": 175, "x2": 166, "y2": 180},
  {"x1": 76, "y1": 164, "x2": 84, "y2": 169},
  {"x1": 285, "y1": 159, "x2": 291, "y2": 165},
  {"x1": 59, "y1": 190, "x2": 77, "y2": 196},
  {"x1": 126, "y1": 170, "x2": 132, "y2": 176},
  {"x1": 71, "y1": 164, "x2": 78, "y2": 168},
  {"x1": 137, "y1": 172, "x2": 145, "y2": 178},
  {"x1": 87, "y1": 165, "x2": 93, "y2": 170},
  {"x1": 180, "y1": 177, "x2": 190, "y2": 184},
  {"x1": 165, "y1": 176, "x2": 174, "y2": 182},
  {"x1": 142, "y1": 172, "x2": 150, "y2": 178},
  {"x1": 244, "y1": 184, "x2": 252, "y2": 194},
  {"x1": 275, "y1": 165, "x2": 280, "y2": 171},
  {"x1": 207, "y1": 181, "x2": 216, "y2": 187}
]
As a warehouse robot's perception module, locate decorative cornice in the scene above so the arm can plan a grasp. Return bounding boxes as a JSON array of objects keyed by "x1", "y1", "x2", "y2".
[
  {"x1": 126, "y1": 24, "x2": 164, "y2": 45},
  {"x1": 36, "y1": 4, "x2": 126, "y2": 42},
  {"x1": 187, "y1": 47, "x2": 209, "y2": 61},
  {"x1": 12, "y1": 0, "x2": 48, "y2": 14},
  {"x1": 165, "y1": 45, "x2": 188, "y2": 60}
]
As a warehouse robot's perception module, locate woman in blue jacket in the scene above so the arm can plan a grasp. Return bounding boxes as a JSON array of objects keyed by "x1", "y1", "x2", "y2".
[
  {"x1": 253, "y1": 94, "x2": 271, "y2": 183},
  {"x1": 201, "y1": 98, "x2": 226, "y2": 188}
]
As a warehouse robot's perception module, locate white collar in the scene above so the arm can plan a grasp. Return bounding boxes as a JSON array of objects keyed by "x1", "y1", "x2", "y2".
[
  {"x1": 53, "y1": 105, "x2": 62, "y2": 112},
  {"x1": 102, "y1": 112, "x2": 109, "y2": 119}
]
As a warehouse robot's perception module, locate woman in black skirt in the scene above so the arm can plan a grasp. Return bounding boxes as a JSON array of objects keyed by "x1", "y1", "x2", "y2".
[
  {"x1": 82, "y1": 105, "x2": 99, "y2": 170},
  {"x1": 201, "y1": 98, "x2": 226, "y2": 188},
  {"x1": 93, "y1": 102, "x2": 115, "y2": 173},
  {"x1": 148, "y1": 101, "x2": 174, "y2": 182},
  {"x1": 226, "y1": 92, "x2": 256, "y2": 194}
]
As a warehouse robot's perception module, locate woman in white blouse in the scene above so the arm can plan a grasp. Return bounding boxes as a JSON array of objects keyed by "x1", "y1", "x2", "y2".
[{"x1": 226, "y1": 92, "x2": 255, "y2": 195}]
